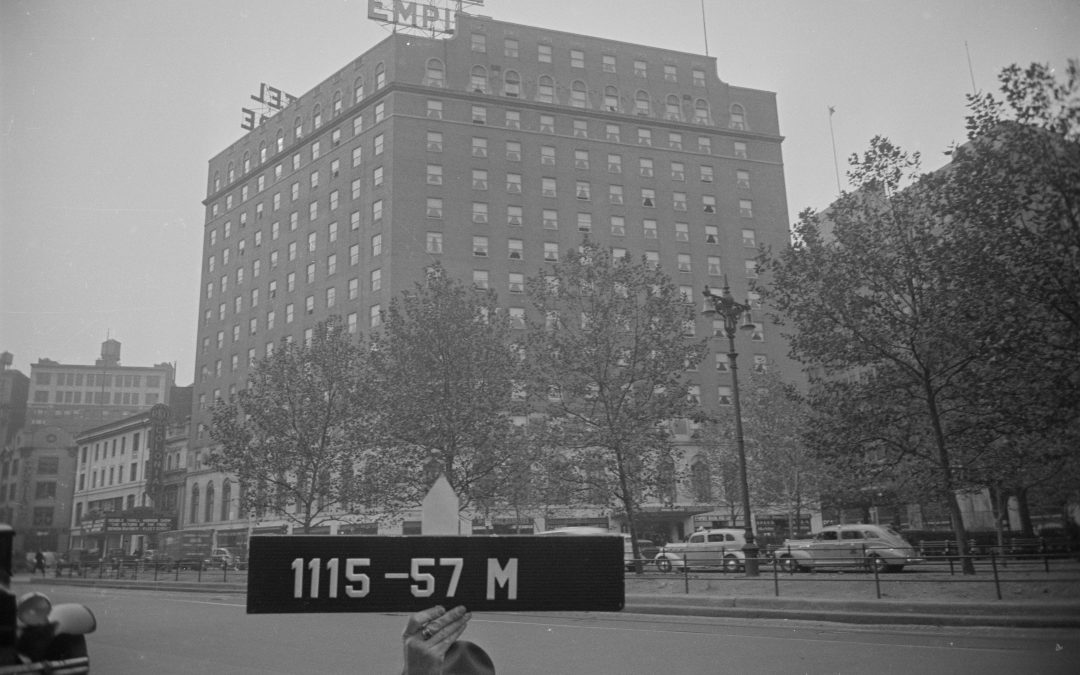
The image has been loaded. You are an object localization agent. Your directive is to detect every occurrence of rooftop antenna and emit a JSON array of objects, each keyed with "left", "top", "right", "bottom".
[
  {"left": 828, "top": 106, "right": 842, "bottom": 194},
  {"left": 700, "top": 0, "right": 710, "bottom": 56},
  {"left": 964, "top": 41, "right": 979, "bottom": 95}
]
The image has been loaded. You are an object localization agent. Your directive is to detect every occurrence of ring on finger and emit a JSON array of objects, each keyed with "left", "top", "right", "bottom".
[{"left": 421, "top": 626, "right": 434, "bottom": 640}]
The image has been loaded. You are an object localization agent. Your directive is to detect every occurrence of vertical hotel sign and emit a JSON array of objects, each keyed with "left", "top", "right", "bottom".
[
  {"left": 146, "top": 404, "right": 169, "bottom": 507},
  {"left": 367, "top": 0, "right": 484, "bottom": 36}
]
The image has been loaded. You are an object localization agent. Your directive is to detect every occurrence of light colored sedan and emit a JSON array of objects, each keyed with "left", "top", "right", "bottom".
[{"left": 777, "top": 524, "right": 923, "bottom": 573}]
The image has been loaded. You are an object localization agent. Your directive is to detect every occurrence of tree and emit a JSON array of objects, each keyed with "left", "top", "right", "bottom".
[
  {"left": 704, "top": 368, "right": 820, "bottom": 539},
  {"left": 366, "top": 265, "right": 523, "bottom": 516},
  {"left": 523, "top": 241, "right": 708, "bottom": 568},
  {"left": 208, "top": 317, "right": 377, "bottom": 533},
  {"left": 761, "top": 137, "right": 992, "bottom": 573},
  {"left": 940, "top": 60, "right": 1080, "bottom": 533}
]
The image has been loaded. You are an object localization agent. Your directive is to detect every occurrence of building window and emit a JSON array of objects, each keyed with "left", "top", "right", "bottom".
[
  {"left": 742, "top": 229, "right": 757, "bottom": 247},
  {"left": 473, "top": 236, "right": 489, "bottom": 257},
  {"left": 634, "top": 91, "right": 650, "bottom": 116},
  {"left": 571, "top": 82, "right": 587, "bottom": 108},
  {"left": 472, "top": 170, "right": 488, "bottom": 190},
  {"left": 572, "top": 118, "right": 587, "bottom": 137},
  {"left": 470, "top": 65, "right": 488, "bottom": 93},
  {"left": 675, "top": 222, "right": 689, "bottom": 241},
  {"left": 639, "top": 158, "right": 654, "bottom": 177},
  {"left": 427, "top": 164, "right": 443, "bottom": 185},
  {"left": 703, "top": 195, "right": 717, "bottom": 214},
  {"left": 472, "top": 105, "right": 486, "bottom": 124},
  {"left": 745, "top": 260, "right": 758, "bottom": 278},
  {"left": 506, "top": 173, "right": 522, "bottom": 193},
  {"left": 541, "top": 177, "right": 557, "bottom": 198},
  {"left": 705, "top": 225, "right": 719, "bottom": 244},
  {"left": 370, "top": 268, "right": 382, "bottom": 291},
  {"left": 641, "top": 188, "right": 655, "bottom": 207},
  {"left": 671, "top": 161, "right": 685, "bottom": 181},
  {"left": 472, "top": 202, "right": 488, "bottom": 223},
  {"left": 537, "top": 75, "right": 554, "bottom": 103},
  {"left": 473, "top": 270, "right": 489, "bottom": 289},
  {"left": 507, "top": 205, "right": 523, "bottom": 226},
  {"left": 426, "top": 232, "right": 443, "bottom": 254},
  {"left": 543, "top": 242, "right": 558, "bottom": 262},
  {"left": 602, "top": 54, "right": 616, "bottom": 73},
  {"left": 603, "top": 86, "right": 619, "bottom": 112},
  {"left": 505, "top": 110, "right": 521, "bottom": 129},
  {"left": 607, "top": 154, "right": 622, "bottom": 174},
  {"left": 577, "top": 213, "right": 592, "bottom": 232},
  {"left": 739, "top": 199, "right": 754, "bottom": 218},
  {"left": 664, "top": 64, "right": 677, "bottom": 82},
  {"left": 375, "top": 63, "right": 385, "bottom": 89},
  {"left": 707, "top": 256, "right": 722, "bottom": 275},
  {"left": 542, "top": 209, "right": 558, "bottom": 230},
  {"left": 427, "top": 131, "right": 443, "bottom": 152},
  {"left": 504, "top": 38, "right": 519, "bottom": 58},
  {"left": 427, "top": 99, "right": 443, "bottom": 118},
  {"left": 610, "top": 215, "right": 626, "bottom": 236},
  {"left": 506, "top": 141, "right": 522, "bottom": 161},
  {"left": 374, "top": 133, "right": 384, "bottom": 155},
  {"left": 540, "top": 114, "right": 555, "bottom": 134},
  {"left": 575, "top": 181, "right": 591, "bottom": 200},
  {"left": 665, "top": 94, "right": 681, "bottom": 121},
  {"left": 508, "top": 239, "right": 523, "bottom": 260},
  {"left": 504, "top": 70, "right": 521, "bottom": 97},
  {"left": 508, "top": 272, "right": 524, "bottom": 294},
  {"left": 538, "top": 43, "right": 552, "bottom": 63},
  {"left": 643, "top": 219, "right": 657, "bottom": 239},
  {"left": 427, "top": 197, "right": 443, "bottom": 218},
  {"left": 470, "top": 32, "right": 486, "bottom": 53},
  {"left": 729, "top": 104, "right": 746, "bottom": 130},
  {"left": 471, "top": 137, "right": 488, "bottom": 157},
  {"left": 570, "top": 49, "right": 584, "bottom": 68},
  {"left": 673, "top": 192, "right": 687, "bottom": 211},
  {"left": 699, "top": 136, "right": 713, "bottom": 154},
  {"left": 372, "top": 233, "right": 382, "bottom": 256}
]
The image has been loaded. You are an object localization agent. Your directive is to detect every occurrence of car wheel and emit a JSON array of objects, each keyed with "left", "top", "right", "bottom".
[
  {"left": 779, "top": 555, "right": 802, "bottom": 573},
  {"left": 865, "top": 554, "right": 886, "bottom": 573},
  {"left": 655, "top": 557, "right": 673, "bottom": 573},
  {"left": 723, "top": 555, "right": 741, "bottom": 573}
]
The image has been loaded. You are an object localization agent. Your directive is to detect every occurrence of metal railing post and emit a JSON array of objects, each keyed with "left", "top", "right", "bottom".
[
  {"left": 991, "top": 548, "right": 1002, "bottom": 600},
  {"left": 683, "top": 560, "right": 689, "bottom": 594},
  {"left": 772, "top": 556, "right": 780, "bottom": 597}
]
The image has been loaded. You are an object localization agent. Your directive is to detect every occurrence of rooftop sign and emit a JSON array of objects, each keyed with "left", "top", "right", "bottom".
[{"left": 367, "top": 0, "right": 484, "bottom": 36}]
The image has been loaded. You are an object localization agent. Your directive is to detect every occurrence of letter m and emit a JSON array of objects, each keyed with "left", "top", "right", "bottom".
[{"left": 486, "top": 558, "right": 518, "bottom": 600}]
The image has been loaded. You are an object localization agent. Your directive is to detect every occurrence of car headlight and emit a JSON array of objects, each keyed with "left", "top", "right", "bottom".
[{"left": 17, "top": 592, "right": 51, "bottom": 626}]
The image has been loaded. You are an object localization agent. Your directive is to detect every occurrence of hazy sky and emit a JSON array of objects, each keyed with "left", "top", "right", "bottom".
[{"left": 2, "top": 0, "right": 1077, "bottom": 383}]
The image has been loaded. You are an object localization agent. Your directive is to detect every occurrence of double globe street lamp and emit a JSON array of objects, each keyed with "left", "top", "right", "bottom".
[{"left": 701, "top": 282, "right": 760, "bottom": 576}]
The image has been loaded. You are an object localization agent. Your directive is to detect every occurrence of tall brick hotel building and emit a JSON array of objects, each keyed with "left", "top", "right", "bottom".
[{"left": 187, "top": 7, "right": 799, "bottom": 543}]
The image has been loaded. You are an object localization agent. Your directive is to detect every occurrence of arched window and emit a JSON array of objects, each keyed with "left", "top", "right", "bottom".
[
  {"left": 190, "top": 484, "right": 200, "bottom": 524},
  {"left": 424, "top": 59, "right": 444, "bottom": 87},
  {"left": 470, "top": 65, "right": 488, "bottom": 93},
  {"left": 603, "top": 86, "right": 619, "bottom": 112},
  {"left": 276, "top": 128, "right": 285, "bottom": 152},
  {"left": 221, "top": 479, "right": 232, "bottom": 521},
  {"left": 294, "top": 117, "right": 303, "bottom": 140},
  {"left": 213, "top": 171, "right": 220, "bottom": 192},
  {"left": 313, "top": 103, "right": 323, "bottom": 129},
  {"left": 658, "top": 456, "right": 676, "bottom": 505},
  {"left": 537, "top": 75, "right": 555, "bottom": 103},
  {"left": 570, "top": 80, "right": 587, "bottom": 108},
  {"left": 227, "top": 162, "right": 234, "bottom": 183},
  {"left": 259, "top": 141, "right": 267, "bottom": 163},
  {"left": 634, "top": 90, "right": 651, "bottom": 115},
  {"left": 332, "top": 90, "right": 343, "bottom": 117},
  {"left": 503, "top": 70, "right": 520, "bottom": 97},
  {"left": 205, "top": 480, "right": 216, "bottom": 523},
  {"left": 665, "top": 94, "right": 682, "bottom": 121},
  {"left": 729, "top": 103, "right": 746, "bottom": 130},
  {"left": 695, "top": 98, "right": 711, "bottom": 125},
  {"left": 375, "top": 62, "right": 386, "bottom": 89},
  {"left": 691, "top": 457, "right": 712, "bottom": 502},
  {"left": 354, "top": 76, "right": 365, "bottom": 102},
  {"left": 242, "top": 151, "right": 251, "bottom": 174}
]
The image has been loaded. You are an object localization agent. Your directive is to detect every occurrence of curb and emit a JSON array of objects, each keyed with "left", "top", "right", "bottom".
[{"left": 28, "top": 577, "right": 1080, "bottom": 628}]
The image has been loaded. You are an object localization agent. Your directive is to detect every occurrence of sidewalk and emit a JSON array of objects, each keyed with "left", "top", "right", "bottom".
[{"left": 25, "top": 574, "right": 1080, "bottom": 629}]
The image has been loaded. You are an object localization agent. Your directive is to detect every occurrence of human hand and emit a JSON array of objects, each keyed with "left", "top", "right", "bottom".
[{"left": 401, "top": 605, "right": 471, "bottom": 675}]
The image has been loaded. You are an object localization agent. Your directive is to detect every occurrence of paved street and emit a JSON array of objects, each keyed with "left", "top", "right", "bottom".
[{"left": 20, "top": 581, "right": 1080, "bottom": 674}]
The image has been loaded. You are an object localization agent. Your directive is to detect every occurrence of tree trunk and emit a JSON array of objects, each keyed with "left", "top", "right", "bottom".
[
  {"left": 1016, "top": 486, "right": 1034, "bottom": 536},
  {"left": 922, "top": 370, "right": 974, "bottom": 574}
]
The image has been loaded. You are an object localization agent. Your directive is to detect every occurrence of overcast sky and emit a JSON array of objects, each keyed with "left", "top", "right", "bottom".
[{"left": 2, "top": 0, "right": 1077, "bottom": 383}]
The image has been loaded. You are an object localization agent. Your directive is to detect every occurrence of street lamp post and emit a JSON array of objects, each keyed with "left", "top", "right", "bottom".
[{"left": 701, "top": 282, "right": 760, "bottom": 576}]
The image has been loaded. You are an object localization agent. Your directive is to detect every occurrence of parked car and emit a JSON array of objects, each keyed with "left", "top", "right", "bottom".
[
  {"left": 204, "top": 547, "right": 238, "bottom": 569},
  {"left": 536, "top": 527, "right": 656, "bottom": 571},
  {"left": 777, "top": 524, "right": 923, "bottom": 573},
  {"left": 654, "top": 528, "right": 748, "bottom": 573}
]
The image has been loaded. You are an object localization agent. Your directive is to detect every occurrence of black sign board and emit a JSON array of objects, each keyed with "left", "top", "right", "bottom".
[{"left": 246, "top": 535, "right": 624, "bottom": 614}]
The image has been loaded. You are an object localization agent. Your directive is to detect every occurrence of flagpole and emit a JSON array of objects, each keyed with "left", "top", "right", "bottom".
[
  {"left": 828, "top": 106, "right": 842, "bottom": 194},
  {"left": 700, "top": 0, "right": 710, "bottom": 57}
]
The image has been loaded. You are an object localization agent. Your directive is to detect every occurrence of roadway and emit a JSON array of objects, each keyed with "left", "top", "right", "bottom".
[{"left": 20, "top": 581, "right": 1080, "bottom": 674}]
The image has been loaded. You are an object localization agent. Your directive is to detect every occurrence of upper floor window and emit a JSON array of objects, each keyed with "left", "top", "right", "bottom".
[
  {"left": 665, "top": 95, "right": 682, "bottom": 121},
  {"left": 570, "top": 49, "right": 584, "bottom": 68},
  {"left": 504, "top": 38, "right": 519, "bottom": 58},
  {"left": 427, "top": 99, "right": 443, "bottom": 119},
  {"left": 571, "top": 81, "right": 587, "bottom": 108},
  {"left": 538, "top": 44, "right": 552, "bottom": 63},
  {"left": 470, "top": 65, "right": 488, "bottom": 94},
  {"left": 692, "top": 68, "right": 706, "bottom": 87},
  {"left": 634, "top": 90, "right": 651, "bottom": 116},
  {"left": 634, "top": 60, "right": 647, "bottom": 77},
  {"left": 694, "top": 99, "right": 711, "bottom": 125},
  {"left": 425, "top": 59, "right": 445, "bottom": 88},
  {"left": 729, "top": 103, "right": 746, "bottom": 130},
  {"left": 375, "top": 63, "right": 386, "bottom": 89},
  {"left": 504, "top": 70, "right": 521, "bottom": 97},
  {"left": 602, "top": 54, "right": 616, "bottom": 73},
  {"left": 537, "top": 75, "right": 555, "bottom": 103},
  {"left": 471, "top": 32, "right": 486, "bottom": 53},
  {"left": 354, "top": 76, "right": 365, "bottom": 102},
  {"left": 664, "top": 64, "right": 678, "bottom": 82},
  {"left": 603, "top": 86, "right": 619, "bottom": 112}
]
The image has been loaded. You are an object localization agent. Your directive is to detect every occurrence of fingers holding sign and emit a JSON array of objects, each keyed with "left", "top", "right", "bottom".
[{"left": 402, "top": 605, "right": 472, "bottom": 675}]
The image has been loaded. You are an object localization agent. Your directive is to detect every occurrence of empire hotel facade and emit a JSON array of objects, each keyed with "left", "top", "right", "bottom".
[{"left": 188, "top": 11, "right": 800, "bottom": 542}]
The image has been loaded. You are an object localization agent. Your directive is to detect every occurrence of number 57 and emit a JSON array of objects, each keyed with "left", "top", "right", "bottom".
[{"left": 410, "top": 558, "right": 463, "bottom": 598}]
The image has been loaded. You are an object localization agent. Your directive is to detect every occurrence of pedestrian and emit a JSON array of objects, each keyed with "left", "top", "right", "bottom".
[
  {"left": 33, "top": 550, "right": 46, "bottom": 577},
  {"left": 401, "top": 605, "right": 493, "bottom": 674}
]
